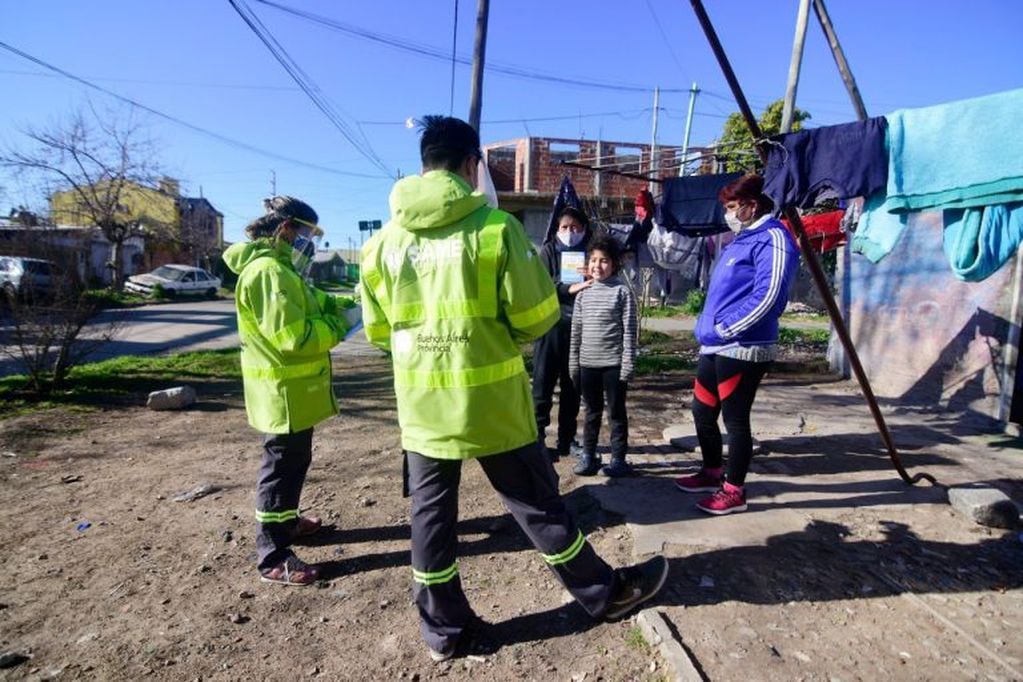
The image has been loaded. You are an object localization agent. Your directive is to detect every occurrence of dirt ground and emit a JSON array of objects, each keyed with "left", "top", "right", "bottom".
[{"left": 1, "top": 351, "right": 1021, "bottom": 681}]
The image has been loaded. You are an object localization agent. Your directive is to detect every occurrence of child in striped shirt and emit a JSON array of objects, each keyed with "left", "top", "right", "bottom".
[{"left": 569, "top": 235, "right": 638, "bottom": 477}]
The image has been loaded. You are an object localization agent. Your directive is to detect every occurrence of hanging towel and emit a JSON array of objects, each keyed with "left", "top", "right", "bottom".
[
  {"left": 657, "top": 172, "right": 741, "bottom": 236},
  {"left": 883, "top": 87, "right": 1023, "bottom": 212},
  {"left": 943, "top": 202, "right": 1023, "bottom": 282},
  {"left": 851, "top": 192, "right": 909, "bottom": 263},
  {"left": 762, "top": 117, "right": 888, "bottom": 213}
]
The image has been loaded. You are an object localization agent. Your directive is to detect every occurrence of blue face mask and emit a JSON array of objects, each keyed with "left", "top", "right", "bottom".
[{"left": 557, "top": 231, "right": 584, "bottom": 249}]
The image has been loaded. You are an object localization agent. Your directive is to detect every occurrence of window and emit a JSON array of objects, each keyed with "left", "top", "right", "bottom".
[
  {"left": 152, "top": 266, "right": 187, "bottom": 281},
  {"left": 182, "top": 272, "right": 196, "bottom": 282}
]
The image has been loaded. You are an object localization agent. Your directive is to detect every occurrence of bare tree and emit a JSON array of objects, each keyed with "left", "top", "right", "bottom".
[
  {"left": 0, "top": 107, "right": 165, "bottom": 290},
  {"left": 0, "top": 229, "right": 121, "bottom": 395}
]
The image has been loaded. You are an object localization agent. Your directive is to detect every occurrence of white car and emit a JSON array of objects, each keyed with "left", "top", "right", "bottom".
[{"left": 125, "top": 265, "right": 221, "bottom": 298}]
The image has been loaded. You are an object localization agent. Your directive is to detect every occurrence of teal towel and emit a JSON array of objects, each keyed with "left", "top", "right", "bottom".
[
  {"left": 885, "top": 87, "right": 1023, "bottom": 212},
  {"left": 943, "top": 202, "right": 1023, "bottom": 282},
  {"left": 851, "top": 192, "right": 908, "bottom": 263}
]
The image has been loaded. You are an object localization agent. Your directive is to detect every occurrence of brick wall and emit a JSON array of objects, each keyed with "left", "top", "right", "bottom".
[{"left": 484, "top": 136, "right": 692, "bottom": 199}]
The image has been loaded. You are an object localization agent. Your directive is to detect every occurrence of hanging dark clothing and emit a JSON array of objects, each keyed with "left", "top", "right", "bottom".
[
  {"left": 762, "top": 117, "right": 888, "bottom": 213},
  {"left": 657, "top": 172, "right": 743, "bottom": 236}
]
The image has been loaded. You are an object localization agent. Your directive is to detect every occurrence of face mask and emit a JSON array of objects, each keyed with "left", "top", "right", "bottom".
[
  {"left": 724, "top": 211, "right": 744, "bottom": 233},
  {"left": 289, "top": 230, "right": 321, "bottom": 279},
  {"left": 557, "top": 231, "right": 585, "bottom": 248}
]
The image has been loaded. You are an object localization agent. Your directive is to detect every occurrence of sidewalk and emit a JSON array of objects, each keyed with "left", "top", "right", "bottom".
[{"left": 557, "top": 376, "right": 1023, "bottom": 680}]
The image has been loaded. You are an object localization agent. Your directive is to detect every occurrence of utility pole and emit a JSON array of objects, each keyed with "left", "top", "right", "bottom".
[
  {"left": 781, "top": 0, "right": 811, "bottom": 134},
  {"left": 270, "top": 169, "right": 277, "bottom": 196},
  {"left": 467, "top": 0, "right": 490, "bottom": 132},
  {"left": 678, "top": 82, "right": 700, "bottom": 176},
  {"left": 648, "top": 86, "right": 660, "bottom": 193}
]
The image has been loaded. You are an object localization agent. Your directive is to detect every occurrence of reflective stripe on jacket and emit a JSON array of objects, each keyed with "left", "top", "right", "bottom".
[
  {"left": 361, "top": 170, "right": 560, "bottom": 459},
  {"left": 223, "top": 238, "right": 350, "bottom": 434}
]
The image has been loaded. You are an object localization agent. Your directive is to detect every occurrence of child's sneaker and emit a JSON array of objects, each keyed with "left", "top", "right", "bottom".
[
  {"left": 601, "top": 457, "right": 633, "bottom": 478},
  {"left": 674, "top": 468, "right": 722, "bottom": 493},
  {"left": 695, "top": 482, "right": 747, "bottom": 515},
  {"left": 573, "top": 452, "right": 602, "bottom": 476}
]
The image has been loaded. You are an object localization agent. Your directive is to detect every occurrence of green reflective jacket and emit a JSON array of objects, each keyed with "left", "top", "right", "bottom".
[
  {"left": 360, "top": 170, "right": 559, "bottom": 459},
  {"left": 223, "top": 238, "right": 353, "bottom": 434}
]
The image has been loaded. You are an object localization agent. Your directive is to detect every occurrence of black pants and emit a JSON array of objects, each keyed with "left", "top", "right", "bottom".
[
  {"left": 255, "top": 428, "right": 313, "bottom": 570},
  {"left": 691, "top": 354, "right": 769, "bottom": 486},
  {"left": 532, "top": 320, "right": 581, "bottom": 451},
  {"left": 406, "top": 443, "right": 616, "bottom": 655},
  {"left": 580, "top": 366, "right": 628, "bottom": 459}
]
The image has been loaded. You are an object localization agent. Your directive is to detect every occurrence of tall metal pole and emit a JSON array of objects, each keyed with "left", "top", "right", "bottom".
[
  {"left": 812, "top": 0, "right": 868, "bottom": 121},
  {"left": 678, "top": 82, "right": 700, "bottom": 177},
  {"left": 648, "top": 86, "right": 660, "bottom": 194},
  {"left": 467, "top": 0, "right": 490, "bottom": 132},
  {"left": 688, "top": 0, "right": 935, "bottom": 486},
  {"left": 780, "top": 0, "right": 811, "bottom": 134}
]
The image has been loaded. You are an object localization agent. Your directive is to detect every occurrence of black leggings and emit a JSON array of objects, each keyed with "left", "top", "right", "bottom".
[
  {"left": 580, "top": 366, "right": 628, "bottom": 459},
  {"left": 691, "top": 354, "right": 768, "bottom": 486}
]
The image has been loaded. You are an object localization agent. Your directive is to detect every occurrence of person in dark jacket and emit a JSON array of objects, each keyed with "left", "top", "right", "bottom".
[
  {"left": 674, "top": 174, "right": 799, "bottom": 515},
  {"left": 532, "top": 206, "right": 593, "bottom": 460}
]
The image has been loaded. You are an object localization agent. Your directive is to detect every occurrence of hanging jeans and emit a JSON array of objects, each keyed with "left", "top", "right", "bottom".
[
  {"left": 691, "top": 354, "right": 769, "bottom": 486},
  {"left": 405, "top": 443, "right": 616, "bottom": 656}
]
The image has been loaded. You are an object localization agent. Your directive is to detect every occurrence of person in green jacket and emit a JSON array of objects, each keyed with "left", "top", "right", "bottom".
[
  {"left": 223, "top": 196, "right": 357, "bottom": 586},
  {"left": 360, "top": 116, "right": 668, "bottom": 662}
]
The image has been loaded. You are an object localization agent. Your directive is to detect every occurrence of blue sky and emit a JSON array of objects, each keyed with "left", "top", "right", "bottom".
[{"left": 3, "top": 1, "right": 1021, "bottom": 250}]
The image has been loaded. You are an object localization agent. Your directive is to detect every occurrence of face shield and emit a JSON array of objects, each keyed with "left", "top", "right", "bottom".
[{"left": 287, "top": 217, "right": 323, "bottom": 279}]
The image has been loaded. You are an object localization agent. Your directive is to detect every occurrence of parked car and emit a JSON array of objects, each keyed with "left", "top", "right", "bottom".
[
  {"left": 125, "top": 264, "right": 221, "bottom": 298},
  {"left": 0, "top": 256, "right": 59, "bottom": 300}
]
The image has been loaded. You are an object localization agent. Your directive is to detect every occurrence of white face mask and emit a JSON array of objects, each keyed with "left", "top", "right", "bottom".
[
  {"left": 557, "top": 231, "right": 585, "bottom": 248},
  {"left": 724, "top": 211, "right": 744, "bottom": 234}
]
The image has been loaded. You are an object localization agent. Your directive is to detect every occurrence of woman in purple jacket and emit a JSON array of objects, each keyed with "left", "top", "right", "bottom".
[{"left": 674, "top": 175, "right": 799, "bottom": 515}]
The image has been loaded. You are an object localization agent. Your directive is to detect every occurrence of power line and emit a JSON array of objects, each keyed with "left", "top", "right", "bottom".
[
  {"left": 228, "top": 0, "right": 395, "bottom": 178},
  {"left": 254, "top": 0, "right": 693, "bottom": 94},
  {"left": 449, "top": 0, "right": 459, "bottom": 115},
  {"left": 0, "top": 68, "right": 302, "bottom": 91},
  {"left": 644, "top": 0, "right": 688, "bottom": 79},
  {"left": 0, "top": 40, "right": 390, "bottom": 180}
]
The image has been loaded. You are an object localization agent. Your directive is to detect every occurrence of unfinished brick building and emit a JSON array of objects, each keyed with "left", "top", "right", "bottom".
[{"left": 483, "top": 136, "right": 705, "bottom": 244}]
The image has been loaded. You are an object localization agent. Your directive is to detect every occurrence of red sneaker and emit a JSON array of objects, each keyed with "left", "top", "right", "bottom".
[
  {"left": 695, "top": 483, "right": 747, "bottom": 515},
  {"left": 674, "top": 469, "right": 722, "bottom": 493}
]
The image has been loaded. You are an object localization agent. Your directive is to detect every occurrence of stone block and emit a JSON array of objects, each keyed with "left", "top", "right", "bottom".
[
  {"left": 948, "top": 486, "right": 1020, "bottom": 529},
  {"left": 146, "top": 386, "right": 197, "bottom": 411}
]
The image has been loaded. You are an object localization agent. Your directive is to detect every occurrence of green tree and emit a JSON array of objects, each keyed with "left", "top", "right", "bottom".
[{"left": 716, "top": 99, "right": 811, "bottom": 173}]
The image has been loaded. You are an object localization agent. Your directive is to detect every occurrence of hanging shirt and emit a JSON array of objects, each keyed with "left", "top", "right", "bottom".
[
  {"left": 781, "top": 210, "right": 846, "bottom": 253},
  {"left": 657, "top": 172, "right": 742, "bottom": 236},
  {"left": 762, "top": 117, "right": 888, "bottom": 213}
]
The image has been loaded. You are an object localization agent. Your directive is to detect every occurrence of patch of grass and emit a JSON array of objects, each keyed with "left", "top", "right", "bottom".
[
  {"left": 641, "top": 304, "right": 689, "bottom": 319},
  {"left": 636, "top": 354, "right": 695, "bottom": 375},
  {"left": 639, "top": 329, "right": 673, "bottom": 346},
  {"left": 82, "top": 288, "right": 153, "bottom": 309},
  {"left": 0, "top": 348, "right": 242, "bottom": 419},
  {"left": 778, "top": 327, "right": 830, "bottom": 345},
  {"left": 780, "top": 312, "right": 829, "bottom": 324},
  {"left": 625, "top": 626, "right": 651, "bottom": 655}
]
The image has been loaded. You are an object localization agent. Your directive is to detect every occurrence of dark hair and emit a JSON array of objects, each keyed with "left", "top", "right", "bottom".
[
  {"left": 245, "top": 195, "right": 318, "bottom": 240},
  {"left": 718, "top": 174, "right": 773, "bottom": 215},
  {"left": 557, "top": 206, "right": 590, "bottom": 230},
  {"left": 418, "top": 115, "right": 482, "bottom": 171},
  {"left": 587, "top": 234, "right": 622, "bottom": 272}
]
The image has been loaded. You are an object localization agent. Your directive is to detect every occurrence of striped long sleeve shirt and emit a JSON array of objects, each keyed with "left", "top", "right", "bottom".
[{"left": 569, "top": 275, "right": 638, "bottom": 382}]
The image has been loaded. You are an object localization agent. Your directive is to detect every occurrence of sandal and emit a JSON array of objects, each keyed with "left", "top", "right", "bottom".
[
  {"left": 259, "top": 556, "right": 320, "bottom": 586},
  {"left": 294, "top": 515, "right": 322, "bottom": 538}
]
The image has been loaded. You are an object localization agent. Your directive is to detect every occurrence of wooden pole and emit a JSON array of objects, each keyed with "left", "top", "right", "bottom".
[
  {"left": 812, "top": 0, "right": 869, "bottom": 121},
  {"left": 649, "top": 87, "right": 660, "bottom": 194},
  {"left": 688, "top": 0, "right": 935, "bottom": 486},
  {"left": 780, "top": 0, "right": 811, "bottom": 134},
  {"left": 467, "top": 0, "right": 490, "bottom": 132}
]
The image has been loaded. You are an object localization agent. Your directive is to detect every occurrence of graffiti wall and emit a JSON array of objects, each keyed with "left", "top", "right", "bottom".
[{"left": 845, "top": 210, "right": 1021, "bottom": 424}]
